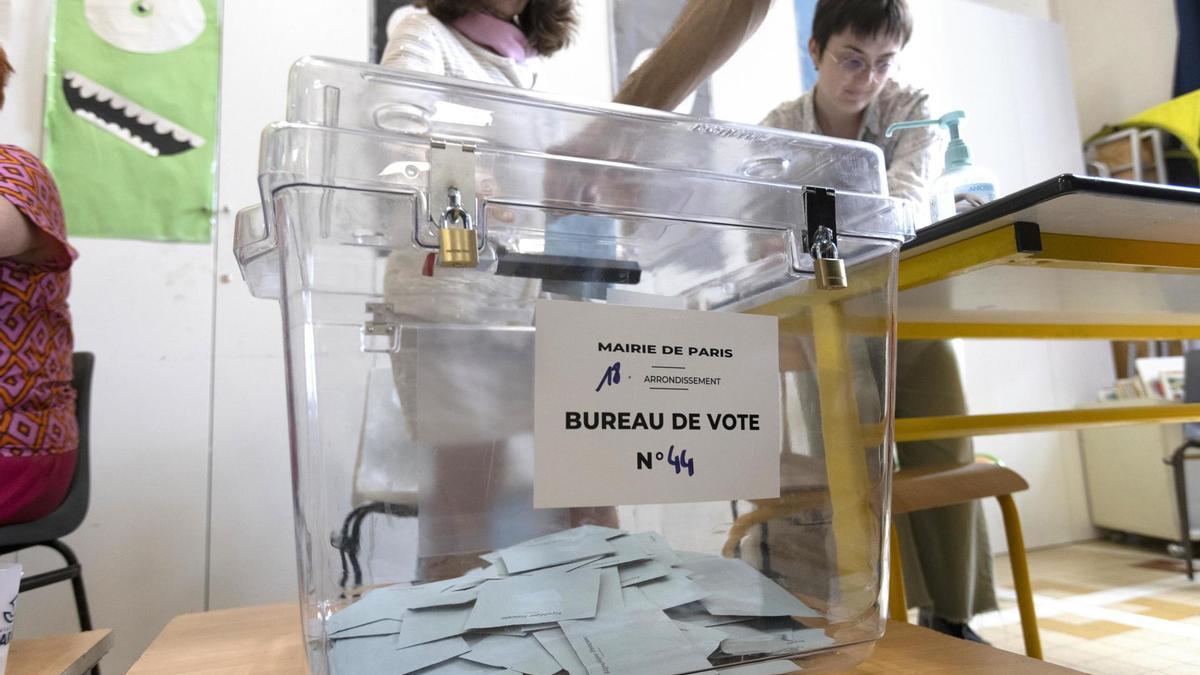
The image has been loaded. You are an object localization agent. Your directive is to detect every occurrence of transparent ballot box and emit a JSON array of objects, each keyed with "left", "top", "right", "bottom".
[{"left": 235, "top": 57, "right": 915, "bottom": 674}]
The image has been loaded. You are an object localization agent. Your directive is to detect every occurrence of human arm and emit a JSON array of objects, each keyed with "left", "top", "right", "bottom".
[
  {"left": 0, "top": 199, "right": 52, "bottom": 262},
  {"left": 614, "top": 0, "right": 773, "bottom": 111},
  {"left": 0, "top": 147, "right": 71, "bottom": 268}
]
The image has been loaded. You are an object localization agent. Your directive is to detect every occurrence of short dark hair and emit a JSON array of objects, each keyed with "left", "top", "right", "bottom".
[
  {"left": 811, "top": 0, "right": 913, "bottom": 57},
  {"left": 420, "top": 0, "right": 577, "bottom": 57}
]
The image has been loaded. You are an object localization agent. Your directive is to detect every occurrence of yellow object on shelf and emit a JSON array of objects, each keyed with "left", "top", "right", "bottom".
[{"left": 1092, "top": 90, "right": 1200, "bottom": 167}]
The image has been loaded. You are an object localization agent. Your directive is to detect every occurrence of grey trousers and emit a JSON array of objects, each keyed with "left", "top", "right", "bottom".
[{"left": 893, "top": 340, "right": 997, "bottom": 623}]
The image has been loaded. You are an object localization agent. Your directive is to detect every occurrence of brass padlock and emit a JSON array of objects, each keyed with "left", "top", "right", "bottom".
[
  {"left": 437, "top": 187, "right": 478, "bottom": 268},
  {"left": 814, "top": 255, "right": 848, "bottom": 290},
  {"left": 811, "top": 227, "right": 848, "bottom": 290}
]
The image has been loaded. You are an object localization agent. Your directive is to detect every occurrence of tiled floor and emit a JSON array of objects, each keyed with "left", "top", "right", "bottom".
[{"left": 971, "top": 540, "right": 1200, "bottom": 673}]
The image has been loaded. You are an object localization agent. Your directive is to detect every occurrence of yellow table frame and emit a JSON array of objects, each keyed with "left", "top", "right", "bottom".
[
  {"left": 898, "top": 220, "right": 1200, "bottom": 441},
  {"left": 896, "top": 215, "right": 1200, "bottom": 660}
]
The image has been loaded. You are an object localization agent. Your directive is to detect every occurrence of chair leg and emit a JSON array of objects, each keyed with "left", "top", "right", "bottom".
[
  {"left": 1168, "top": 447, "right": 1195, "bottom": 581},
  {"left": 888, "top": 523, "right": 908, "bottom": 623},
  {"left": 40, "top": 540, "right": 94, "bottom": 633},
  {"left": 997, "top": 494, "right": 1042, "bottom": 660},
  {"left": 26, "top": 541, "right": 100, "bottom": 675}
]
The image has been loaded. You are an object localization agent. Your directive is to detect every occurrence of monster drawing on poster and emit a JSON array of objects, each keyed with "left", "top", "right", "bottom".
[{"left": 43, "top": 0, "right": 221, "bottom": 241}]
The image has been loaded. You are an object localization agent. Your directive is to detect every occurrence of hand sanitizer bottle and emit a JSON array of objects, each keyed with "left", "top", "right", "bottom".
[{"left": 886, "top": 111, "right": 997, "bottom": 223}]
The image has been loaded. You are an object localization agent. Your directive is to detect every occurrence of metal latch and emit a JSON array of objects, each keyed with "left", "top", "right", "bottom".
[
  {"left": 429, "top": 140, "right": 478, "bottom": 268},
  {"left": 803, "top": 187, "right": 848, "bottom": 290},
  {"left": 361, "top": 302, "right": 398, "bottom": 353}
]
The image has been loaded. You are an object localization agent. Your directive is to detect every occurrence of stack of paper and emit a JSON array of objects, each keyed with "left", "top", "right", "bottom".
[{"left": 326, "top": 526, "right": 831, "bottom": 674}]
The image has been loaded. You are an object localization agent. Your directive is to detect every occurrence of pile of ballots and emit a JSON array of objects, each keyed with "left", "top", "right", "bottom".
[{"left": 326, "top": 525, "right": 834, "bottom": 674}]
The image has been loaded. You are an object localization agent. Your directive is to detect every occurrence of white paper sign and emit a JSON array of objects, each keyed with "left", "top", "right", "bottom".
[{"left": 534, "top": 300, "right": 780, "bottom": 507}]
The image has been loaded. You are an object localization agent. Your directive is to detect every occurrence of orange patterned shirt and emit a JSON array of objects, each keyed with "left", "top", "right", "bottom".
[{"left": 0, "top": 145, "right": 77, "bottom": 457}]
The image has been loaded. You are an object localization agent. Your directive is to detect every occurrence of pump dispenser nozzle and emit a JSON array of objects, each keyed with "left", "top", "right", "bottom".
[
  {"left": 885, "top": 110, "right": 971, "bottom": 169},
  {"left": 883, "top": 110, "right": 996, "bottom": 224}
]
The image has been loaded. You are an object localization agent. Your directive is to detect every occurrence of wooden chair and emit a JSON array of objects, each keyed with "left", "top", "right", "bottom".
[{"left": 888, "top": 460, "right": 1041, "bottom": 660}]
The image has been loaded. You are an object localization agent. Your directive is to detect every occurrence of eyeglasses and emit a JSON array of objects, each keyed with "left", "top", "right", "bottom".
[{"left": 828, "top": 52, "right": 898, "bottom": 79}]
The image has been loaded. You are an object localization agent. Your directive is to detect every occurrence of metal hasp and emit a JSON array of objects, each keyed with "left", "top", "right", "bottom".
[
  {"left": 804, "top": 186, "right": 848, "bottom": 290},
  {"left": 361, "top": 302, "right": 398, "bottom": 353},
  {"left": 430, "top": 139, "right": 479, "bottom": 268}
]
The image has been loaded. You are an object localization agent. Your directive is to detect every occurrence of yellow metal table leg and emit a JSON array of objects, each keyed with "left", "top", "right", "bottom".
[
  {"left": 812, "top": 302, "right": 877, "bottom": 615},
  {"left": 888, "top": 523, "right": 908, "bottom": 623}
]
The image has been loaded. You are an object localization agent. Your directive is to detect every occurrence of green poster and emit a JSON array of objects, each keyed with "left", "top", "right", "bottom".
[{"left": 43, "top": 0, "right": 221, "bottom": 242}]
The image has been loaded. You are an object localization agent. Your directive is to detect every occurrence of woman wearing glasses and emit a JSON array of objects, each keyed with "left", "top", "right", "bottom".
[
  {"left": 762, "top": 0, "right": 937, "bottom": 207},
  {"left": 762, "top": 0, "right": 997, "bottom": 644}
]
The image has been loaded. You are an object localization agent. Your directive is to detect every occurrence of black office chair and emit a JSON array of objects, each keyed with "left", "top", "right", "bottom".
[
  {"left": 0, "top": 353, "right": 97, "bottom": 659},
  {"left": 1167, "top": 350, "right": 1200, "bottom": 581}
]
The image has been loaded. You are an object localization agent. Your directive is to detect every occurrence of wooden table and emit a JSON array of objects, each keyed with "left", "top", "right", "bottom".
[
  {"left": 7, "top": 629, "right": 112, "bottom": 675},
  {"left": 128, "top": 603, "right": 1074, "bottom": 674}
]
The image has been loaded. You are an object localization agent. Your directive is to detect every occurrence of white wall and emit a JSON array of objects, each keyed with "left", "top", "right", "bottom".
[
  {"left": 970, "top": 0, "right": 1053, "bottom": 21},
  {"left": 903, "top": 0, "right": 1084, "bottom": 192},
  {"left": 1051, "top": 0, "right": 1178, "bottom": 138},
  {"left": 708, "top": 0, "right": 804, "bottom": 122},
  {"left": 535, "top": 0, "right": 614, "bottom": 101}
]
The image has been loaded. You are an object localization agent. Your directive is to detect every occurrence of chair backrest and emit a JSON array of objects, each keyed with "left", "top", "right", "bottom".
[
  {"left": 0, "top": 352, "right": 95, "bottom": 551},
  {"left": 65, "top": 352, "right": 96, "bottom": 524}
]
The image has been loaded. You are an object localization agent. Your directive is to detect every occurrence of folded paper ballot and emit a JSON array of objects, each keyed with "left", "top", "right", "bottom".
[
  {"left": 533, "top": 628, "right": 589, "bottom": 675},
  {"left": 328, "top": 618, "right": 404, "bottom": 640},
  {"left": 666, "top": 602, "right": 751, "bottom": 628},
  {"left": 325, "top": 526, "right": 828, "bottom": 674},
  {"left": 582, "top": 550, "right": 651, "bottom": 569},
  {"left": 417, "top": 659, "right": 523, "bottom": 674},
  {"left": 594, "top": 569, "right": 624, "bottom": 617},
  {"left": 639, "top": 571, "right": 710, "bottom": 611},
  {"left": 680, "top": 556, "right": 821, "bottom": 618},
  {"left": 715, "top": 661, "right": 803, "bottom": 675},
  {"left": 329, "top": 578, "right": 467, "bottom": 634},
  {"left": 561, "top": 608, "right": 714, "bottom": 675},
  {"left": 396, "top": 637, "right": 473, "bottom": 674},
  {"left": 714, "top": 620, "right": 835, "bottom": 656},
  {"left": 465, "top": 570, "right": 603, "bottom": 630},
  {"left": 619, "top": 585, "right": 657, "bottom": 612},
  {"left": 329, "top": 634, "right": 469, "bottom": 675},
  {"left": 499, "top": 530, "right": 618, "bottom": 574},
  {"left": 610, "top": 531, "right": 682, "bottom": 566},
  {"left": 674, "top": 621, "right": 728, "bottom": 658},
  {"left": 462, "top": 634, "right": 562, "bottom": 675},
  {"left": 616, "top": 559, "right": 671, "bottom": 587},
  {"left": 410, "top": 588, "right": 480, "bottom": 609},
  {"left": 397, "top": 604, "right": 474, "bottom": 649}
]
